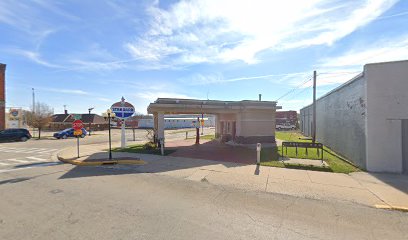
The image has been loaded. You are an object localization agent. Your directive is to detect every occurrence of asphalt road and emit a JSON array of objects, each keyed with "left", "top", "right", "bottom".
[
  {"left": 0, "top": 128, "right": 214, "bottom": 171},
  {"left": 0, "top": 164, "right": 407, "bottom": 240},
  {"left": 0, "top": 127, "right": 406, "bottom": 239}
]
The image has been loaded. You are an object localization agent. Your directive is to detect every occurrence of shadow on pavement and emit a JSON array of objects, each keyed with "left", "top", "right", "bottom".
[
  {"left": 58, "top": 140, "right": 264, "bottom": 179},
  {"left": 59, "top": 165, "right": 141, "bottom": 179},
  {"left": 0, "top": 177, "right": 32, "bottom": 185},
  {"left": 167, "top": 140, "right": 260, "bottom": 164},
  {"left": 367, "top": 172, "right": 408, "bottom": 194}
]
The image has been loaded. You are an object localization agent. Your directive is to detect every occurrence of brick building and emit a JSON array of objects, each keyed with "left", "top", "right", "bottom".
[
  {"left": 0, "top": 63, "right": 5, "bottom": 130},
  {"left": 276, "top": 111, "right": 298, "bottom": 127},
  {"left": 48, "top": 113, "right": 109, "bottom": 131}
]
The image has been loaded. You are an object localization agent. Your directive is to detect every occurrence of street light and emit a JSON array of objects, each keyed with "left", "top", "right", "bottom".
[
  {"left": 88, "top": 107, "right": 94, "bottom": 136},
  {"left": 103, "top": 109, "right": 116, "bottom": 160}
]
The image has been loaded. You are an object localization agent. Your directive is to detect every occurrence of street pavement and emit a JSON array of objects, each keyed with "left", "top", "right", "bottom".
[
  {"left": 0, "top": 146, "right": 60, "bottom": 171},
  {"left": 0, "top": 164, "right": 407, "bottom": 240},
  {"left": 57, "top": 143, "right": 408, "bottom": 211},
  {"left": 0, "top": 127, "right": 407, "bottom": 239},
  {"left": 0, "top": 128, "right": 213, "bottom": 172}
]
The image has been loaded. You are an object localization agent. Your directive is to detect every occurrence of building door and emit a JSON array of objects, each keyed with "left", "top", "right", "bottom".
[{"left": 402, "top": 120, "right": 408, "bottom": 174}]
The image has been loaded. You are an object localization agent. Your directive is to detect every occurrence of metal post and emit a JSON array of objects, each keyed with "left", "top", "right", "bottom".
[
  {"left": 121, "top": 119, "right": 126, "bottom": 148},
  {"left": 32, "top": 88, "right": 35, "bottom": 137},
  {"left": 312, "top": 70, "right": 317, "bottom": 143},
  {"left": 196, "top": 117, "right": 200, "bottom": 144},
  {"left": 88, "top": 109, "right": 91, "bottom": 136},
  {"left": 185, "top": 131, "right": 188, "bottom": 139},
  {"left": 32, "top": 88, "right": 35, "bottom": 113},
  {"left": 256, "top": 143, "right": 261, "bottom": 165},
  {"left": 77, "top": 136, "right": 80, "bottom": 158},
  {"left": 201, "top": 113, "right": 204, "bottom": 135},
  {"left": 108, "top": 115, "right": 112, "bottom": 160}
]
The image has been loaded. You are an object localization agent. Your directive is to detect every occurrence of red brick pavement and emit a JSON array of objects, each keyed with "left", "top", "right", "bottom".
[{"left": 167, "top": 139, "right": 257, "bottom": 164}]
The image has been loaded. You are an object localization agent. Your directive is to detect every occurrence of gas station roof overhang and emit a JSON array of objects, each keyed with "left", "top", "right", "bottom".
[{"left": 147, "top": 98, "right": 282, "bottom": 114}]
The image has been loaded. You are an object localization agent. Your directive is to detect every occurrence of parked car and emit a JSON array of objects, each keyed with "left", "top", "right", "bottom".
[
  {"left": 276, "top": 123, "right": 296, "bottom": 131},
  {"left": 0, "top": 128, "right": 32, "bottom": 142},
  {"left": 53, "top": 128, "right": 87, "bottom": 139}
]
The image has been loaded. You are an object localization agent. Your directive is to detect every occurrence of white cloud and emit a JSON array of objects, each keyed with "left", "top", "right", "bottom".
[
  {"left": 319, "top": 35, "right": 408, "bottom": 68},
  {"left": 12, "top": 49, "right": 62, "bottom": 68},
  {"left": 37, "top": 87, "right": 89, "bottom": 95},
  {"left": 183, "top": 71, "right": 311, "bottom": 85},
  {"left": 125, "top": 0, "right": 398, "bottom": 67},
  {"left": 135, "top": 91, "right": 194, "bottom": 102}
]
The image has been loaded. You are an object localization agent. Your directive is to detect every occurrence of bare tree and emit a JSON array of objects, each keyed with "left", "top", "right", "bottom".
[{"left": 25, "top": 102, "right": 54, "bottom": 139}]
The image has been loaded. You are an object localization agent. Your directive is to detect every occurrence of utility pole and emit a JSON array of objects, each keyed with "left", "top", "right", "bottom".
[
  {"left": 32, "top": 88, "right": 35, "bottom": 113},
  {"left": 88, "top": 107, "right": 94, "bottom": 136},
  {"left": 32, "top": 88, "right": 36, "bottom": 137},
  {"left": 312, "top": 70, "right": 317, "bottom": 143}
]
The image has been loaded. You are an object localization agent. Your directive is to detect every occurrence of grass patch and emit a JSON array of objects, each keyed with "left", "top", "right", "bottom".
[
  {"left": 258, "top": 131, "right": 360, "bottom": 174},
  {"left": 187, "top": 134, "right": 215, "bottom": 140},
  {"left": 275, "top": 131, "right": 311, "bottom": 142},
  {"left": 112, "top": 143, "right": 176, "bottom": 155},
  {"left": 167, "top": 129, "right": 196, "bottom": 135}
]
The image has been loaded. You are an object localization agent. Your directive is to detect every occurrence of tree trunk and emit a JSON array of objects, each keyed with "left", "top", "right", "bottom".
[{"left": 38, "top": 128, "right": 41, "bottom": 139}]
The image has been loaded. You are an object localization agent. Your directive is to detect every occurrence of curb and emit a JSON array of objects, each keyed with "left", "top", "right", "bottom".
[
  {"left": 56, "top": 147, "right": 146, "bottom": 166},
  {"left": 374, "top": 204, "right": 408, "bottom": 213}
]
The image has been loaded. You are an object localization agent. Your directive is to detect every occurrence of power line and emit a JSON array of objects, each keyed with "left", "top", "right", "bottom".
[{"left": 275, "top": 75, "right": 313, "bottom": 101}]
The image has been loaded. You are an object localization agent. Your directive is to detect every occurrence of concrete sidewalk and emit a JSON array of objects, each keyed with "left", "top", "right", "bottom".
[{"left": 57, "top": 143, "right": 408, "bottom": 212}]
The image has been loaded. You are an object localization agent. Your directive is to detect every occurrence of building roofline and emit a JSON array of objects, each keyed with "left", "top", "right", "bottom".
[
  {"left": 154, "top": 98, "right": 277, "bottom": 104},
  {"left": 300, "top": 72, "right": 364, "bottom": 110}
]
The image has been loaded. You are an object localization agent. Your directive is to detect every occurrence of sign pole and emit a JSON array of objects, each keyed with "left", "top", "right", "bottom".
[
  {"left": 201, "top": 113, "right": 204, "bottom": 135},
  {"left": 77, "top": 136, "right": 80, "bottom": 158},
  {"left": 121, "top": 119, "right": 126, "bottom": 148}
]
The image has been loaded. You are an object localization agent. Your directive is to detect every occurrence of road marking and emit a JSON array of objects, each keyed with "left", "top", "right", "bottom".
[
  {"left": 0, "top": 162, "right": 10, "bottom": 166},
  {"left": 5, "top": 159, "right": 32, "bottom": 163},
  {"left": 0, "top": 148, "right": 58, "bottom": 154},
  {"left": 0, "top": 162, "right": 62, "bottom": 173},
  {"left": 26, "top": 156, "right": 47, "bottom": 161}
]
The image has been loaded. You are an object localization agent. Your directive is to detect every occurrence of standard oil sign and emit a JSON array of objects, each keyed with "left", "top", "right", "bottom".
[{"left": 110, "top": 97, "right": 135, "bottom": 119}]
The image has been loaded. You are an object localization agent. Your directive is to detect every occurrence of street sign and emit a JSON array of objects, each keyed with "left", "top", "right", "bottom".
[
  {"left": 73, "top": 129, "right": 82, "bottom": 136},
  {"left": 72, "top": 114, "right": 82, "bottom": 120},
  {"left": 72, "top": 120, "right": 84, "bottom": 130},
  {"left": 111, "top": 97, "right": 135, "bottom": 119}
]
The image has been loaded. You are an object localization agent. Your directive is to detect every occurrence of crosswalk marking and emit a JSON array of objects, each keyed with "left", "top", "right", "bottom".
[
  {"left": 26, "top": 156, "right": 47, "bottom": 161},
  {"left": 5, "top": 159, "right": 32, "bottom": 163},
  {"left": 0, "top": 162, "right": 61, "bottom": 173},
  {"left": 0, "top": 157, "right": 53, "bottom": 167},
  {"left": 0, "top": 147, "right": 58, "bottom": 154}
]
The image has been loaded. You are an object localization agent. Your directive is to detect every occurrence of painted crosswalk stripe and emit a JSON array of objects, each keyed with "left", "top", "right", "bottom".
[
  {"left": 26, "top": 156, "right": 47, "bottom": 161},
  {"left": 5, "top": 159, "right": 32, "bottom": 163},
  {"left": 0, "top": 162, "right": 10, "bottom": 166},
  {"left": 37, "top": 149, "right": 58, "bottom": 153}
]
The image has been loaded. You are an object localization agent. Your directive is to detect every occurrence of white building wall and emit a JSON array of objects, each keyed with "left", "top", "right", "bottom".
[
  {"left": 300, "top": 75, "right": 367, "bottom": 168},
  {"left": 365, "top": 60, "right": 408, "bottom": 173}
]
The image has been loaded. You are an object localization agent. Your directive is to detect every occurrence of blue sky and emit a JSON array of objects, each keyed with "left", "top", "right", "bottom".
[{"left": 1, "top": 0, "right": 408, "bottom": 115}]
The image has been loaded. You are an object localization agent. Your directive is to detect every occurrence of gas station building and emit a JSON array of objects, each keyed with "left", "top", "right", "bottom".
[{"left": 148, "top": 98, "right": 281, "bottom": 145}]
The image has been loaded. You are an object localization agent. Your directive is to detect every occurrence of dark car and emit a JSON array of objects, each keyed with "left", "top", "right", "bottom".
[
  {"left": 0, "top": 128, "right": 32, "bottom": 142},
  {"left": 53, "top": 128, "right": 87, "bottom": 139}
]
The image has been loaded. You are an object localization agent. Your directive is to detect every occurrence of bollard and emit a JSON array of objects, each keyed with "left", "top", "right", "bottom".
[
  {"left": 160, "top": 138, "right": 165, "bottom": 156},
  {"left": 186, "top": 131, "right": 188, "bottom": 139},
  {"left": 256, "top": 143, "right": 261, "bottom": 165}
]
